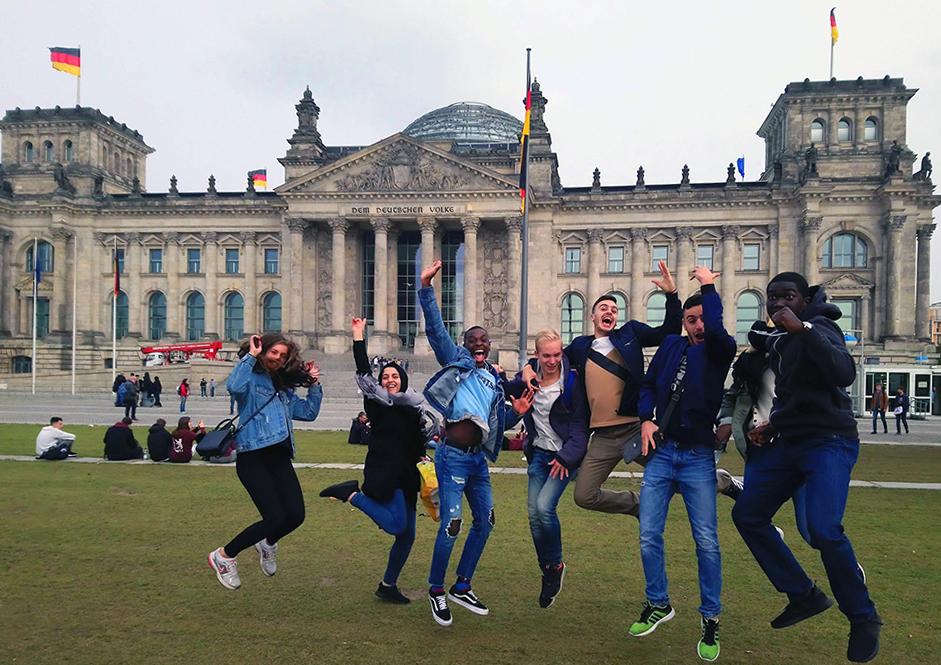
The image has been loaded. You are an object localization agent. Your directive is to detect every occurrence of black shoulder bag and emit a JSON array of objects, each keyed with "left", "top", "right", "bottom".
[
  {"left": 655, "top": 353, "right": 689, "bottom": 443},
  {"left": 196, "top": 391, "right": 279, "bottom": 458}
]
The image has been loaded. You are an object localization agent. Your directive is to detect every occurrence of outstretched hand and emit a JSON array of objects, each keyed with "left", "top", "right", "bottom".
[
  {"left": 420, "top": 260, "right": 442, "bottom": 288},
  {"left": 691, "top": 265, "right": 720, "bottom": 286},
  {"left": 351, "top": 317, "right": 367, "bottom": 341},
  {"left": 651, "top": 260, "right": 676, "bottom": 294},
  {"left": 510, "top": 387, "right": 536, "bottom": 415}
]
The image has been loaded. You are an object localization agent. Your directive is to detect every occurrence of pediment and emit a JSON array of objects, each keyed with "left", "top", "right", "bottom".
[
  {"left": 693, "top": 228, "right": 721, "bottom": 242},
  {"left": 822, "top": 272, "right": 875, "bottom": 291},
  {"left": 277, "top": 134, "right": 519, "bottom": 195},
  {"left": 738, "top": 226, "right": 768, "bottom": 241},
  {"left": 15, "top": 277, "right": 53, "bottom": 295},
  {"left": 604, "top": 230, "right": 631, "bottom": 245},
  {"left": 648, "top": 229, "right": 674, "bottom": 243},
  {"left": 554, "top": 230, "right": 587, "bottom": 246}
]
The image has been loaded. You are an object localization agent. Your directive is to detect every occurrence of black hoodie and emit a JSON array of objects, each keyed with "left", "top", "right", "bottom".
[
  {"left": 751, "top": 285, "right": 858, "bottom": 440},
  {"left": 147, "top": 423, "right": 172, "bottom": 461}
]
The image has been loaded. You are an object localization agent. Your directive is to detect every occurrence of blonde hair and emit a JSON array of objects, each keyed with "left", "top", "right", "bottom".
[{"left": 534, "top": 329, "right": 562, "bottom": 353}]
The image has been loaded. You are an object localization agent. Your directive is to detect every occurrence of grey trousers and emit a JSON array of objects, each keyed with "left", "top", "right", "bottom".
[{"left": 573, "top": 421, "right": 644, "bottom": 516}]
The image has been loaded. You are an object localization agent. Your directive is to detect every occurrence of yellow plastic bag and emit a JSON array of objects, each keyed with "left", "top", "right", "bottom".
[{"left": 417, "top": 458, "right": 440, "bottom": 522}]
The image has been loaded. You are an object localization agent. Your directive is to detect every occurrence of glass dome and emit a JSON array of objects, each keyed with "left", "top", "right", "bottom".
[{"left": 403, "top": 102, "right": 523, "bottom": 144}]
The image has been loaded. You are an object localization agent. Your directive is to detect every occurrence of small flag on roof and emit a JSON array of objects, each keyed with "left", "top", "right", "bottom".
[
  {"left": 249, "top": 169, "right": 267, "bottom": 189},
  {"left": 49, "top": 47, "right": 81, "bottom": 77}
]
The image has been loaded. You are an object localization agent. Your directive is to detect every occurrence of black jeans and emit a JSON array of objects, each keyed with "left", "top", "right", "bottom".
[
  {"left": 896, "top": 412, "right": 909, "bottom": 433},
  {"left": 225, "top": 444, "right": 305, "bottom": 556},
  {"left": 124, "top": 399, "right": 137, "bottom": 420}
]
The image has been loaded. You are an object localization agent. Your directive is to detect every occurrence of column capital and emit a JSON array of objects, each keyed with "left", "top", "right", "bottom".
[
  {"left": 917, "top": 223, "right": 937, "bottom": 240},
  {"left": 288, "top": 217, "right": 312, "bottom": 234},
  {"left": 882, "top": 215, "right": 907, "bottom": 233},
  {"left": 417, "top": 216, "right": 438, "bottom": 232},
  {"left": 165, "top": 232, "right": 181, "bottom": 246},
  {"left": 631, "top": 227, "right": 647, "bottom": 241},
  {"left": 587, "top": 228, "right": 605, "bottom": 244},
  {"left": 460, "top": 215, "right": 480, "bottom": 232},
  {"left": 674, "top": 226, "right": 694, "bottom": 241},
  {"left": 0, "top": 228, "right": 12, "bottom": 243},
  {"left": 203, "top": 231, "right": 218, "bottom": 245},
  {"left": 370, "top": 217, "right": 391, "bottom": 234},
  {"left": 799, "top": 215, "right": 823, "bottom": 234},
  {"left": 49, "top": 226, "right": 74, "bottom": 242},
  {"left": 767, "top": 221, "right": 780, "bottom": 237},
  {"left": 240, "top": 231, "right": 257, "bottom": 245},
  {"left": 504, "top": 215, "right": 523, "bottom": 233},
  {"left": 94, "top": 232, "right": 108, "bottom": 245},
  {"left": 721, "top": 224, "right": 739, "bottom": 240}
]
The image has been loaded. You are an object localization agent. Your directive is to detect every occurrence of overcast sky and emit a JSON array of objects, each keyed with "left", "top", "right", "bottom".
[{"left": 4, "top": 1, "right": 940, "bottom": 296}]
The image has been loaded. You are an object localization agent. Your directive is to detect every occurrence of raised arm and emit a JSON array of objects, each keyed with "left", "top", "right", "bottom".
[
  {"left": 351, "top": 318, "right": 372, "bottom": 376},
  {"left": 418, "top": 260, "right": 462, "bottom": 366},
  {"left": 634, "top": 260, "right": 682, "bottom": 346}
]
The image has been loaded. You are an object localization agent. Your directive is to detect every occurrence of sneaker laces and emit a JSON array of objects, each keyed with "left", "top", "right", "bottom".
[
  {"left": 431, "top": 594, "right": 448, "bottom": 611},
  {"left": 217, "top": 555, "right": 237, "bottom": 575},
  {"left": 638, "top": 602, "right": 657, "bottom": 623},
  {"left": 702, "top": 619, "right": 719, "bottom": 644}
]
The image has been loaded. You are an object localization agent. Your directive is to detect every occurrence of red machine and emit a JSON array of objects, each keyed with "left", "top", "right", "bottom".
[{"left": 140, "top": 341, "right": 226, "bottom": 366}]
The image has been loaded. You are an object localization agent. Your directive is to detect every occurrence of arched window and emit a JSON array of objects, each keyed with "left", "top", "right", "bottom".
[
  {"left": 64, "top": 140, "right": 74, "bottom": 162},
  {"left": 822, "top": 233, "right": 868, "bottom": 269},
  {"left": 127, "top": 158, "right": 133, "bottom": 177},
  {"left": 560, "top": 293, "right": 584, "bottom": 344},
  {"left": 24, "top": 141, "right": 34, "bottom": 163},
  {"left": 224, "top": 292, "right": 244, "bottom": 341},
  {"left": 837, "top": 119, "right": 852, "bottom": 142},
  {"left": 186, "top": 292, "right": 205, "bottom": 341},
  {"left": 43, "top": 141, "right": 54, "bottom": 161},
  {"left": 864, "top": 118, "right": 879, "bottom": 141},
  {"left": 114, "top": 151, "right": 120, "bottom": 174},
  {"left": 113, "top": 291, "right": 129, "bottom": 339},
  {"left": 736, "top": 292, "right": 763, "bottom": 345},
  {"left": 810, "top": 119, "right": 825, "bottom": 143},
  {"left": 148, "top": 292, "right": 167, "bottom": 340},
  {"left": 262, "top": 292, "right": 282, "bottom": 332},
  {"left": 646, "top": 293, "right": 667, "bottom": 327},
  {"left": 611, "top": 292, "right": 628, "bottom": 320},
  {"left": 26, "top": 241, "right": 54, "bottom": 273},
  {"left": 12, "top": 355, "right": 32, "bottom": 374}
]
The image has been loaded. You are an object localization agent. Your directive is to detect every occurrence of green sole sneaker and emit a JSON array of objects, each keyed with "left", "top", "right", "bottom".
[
  {"left": 629, "top": 603, "right": 675, "bottom": 637},
  {"left": 698, "top": 617, "right": 720, "bottom": 661}
]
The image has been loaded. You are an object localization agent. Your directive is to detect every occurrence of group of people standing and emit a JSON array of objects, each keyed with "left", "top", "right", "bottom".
[
  {"left": 870, "top": 382, "right": 911, "bottom": 435},
  {"left": 203, "top": 261, "right": 880, "bottom": 663}
]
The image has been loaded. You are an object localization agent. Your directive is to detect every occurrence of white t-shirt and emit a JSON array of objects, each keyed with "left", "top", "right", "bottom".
[
  {"left": 591, "top": 336, "right": 616, "bottom": 356},
  {"left": 35, "top": 426, "right": 76, "bottom": 456},
  {"left": 531, "top": 377, "right": 564, "bottom": 452}
]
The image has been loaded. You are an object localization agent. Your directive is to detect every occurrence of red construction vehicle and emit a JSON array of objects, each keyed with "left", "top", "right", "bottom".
[{"left": 140, "top": 341, "right": 227, "bottom": 366}]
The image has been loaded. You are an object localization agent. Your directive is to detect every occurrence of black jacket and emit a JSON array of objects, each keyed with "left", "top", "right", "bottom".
[
  {"left": 103, "top": 423, "right": 143, "bottom": 460},
  {"left": 751, "top": 286, "right": 857, "bottom": 440},
  {"left": 147, "top": 424, "right": 172, "bottom": 461}
]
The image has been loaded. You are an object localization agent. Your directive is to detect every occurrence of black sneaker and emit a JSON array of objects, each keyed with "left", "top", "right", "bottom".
[
  {"left": 539, "top": 562, "right": 566, "bottom": 608},
  {"left": 375, "top": 583, "right": 410, "bottom": 604},
  {"left": 428, "top": 588, "right": 452, "bottom": 626},
  {"left": 319, "top": 480, "right": 359, "bottom": 502},
  {"left": 717, "top": 469, "right": 743, "bottom": 500},
  {"left": 771, "top": 585, "right": 833, "bottom": 628},
  {"left": 448, "top": 584, "right": 489, "bottom": 615},
  {"left": 847, "top": 612, "right": 882, "bottom": 663}
]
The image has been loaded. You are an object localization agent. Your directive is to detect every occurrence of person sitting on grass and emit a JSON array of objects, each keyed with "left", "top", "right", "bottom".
[
  {"left": 103, "top": 417, "right": 144, "bottom": 460},
  {"left": 169, "top": 416, "right": 206, "bottom": 463},
  {"left": 320, "top": 317, "right": 429, "bottom": 605},
  {"left": 147, "top": 418, "right": 172, "bottom": 462},
  {"left": 36, "top": 417, "right": 77, "bottom": 460}
]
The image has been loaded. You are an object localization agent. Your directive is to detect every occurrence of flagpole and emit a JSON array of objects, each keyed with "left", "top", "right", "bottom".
[
  {"left": 32, "top": 238, "right": 38, "bottom": 395},
  {"left": 76, "top": 44, "right": 81, "bottom": 106},
  {"left": 518, "top": 48, "right": 532, "bottom": 371},
  {"left": 112, "top": 237, "right": 117, "bottom": 386},
  {"left": 829, "top": 41, "right": 834, "bottom": 79},
  {"left": 71, "top": 233, "right": 77, "bottom": 394}
]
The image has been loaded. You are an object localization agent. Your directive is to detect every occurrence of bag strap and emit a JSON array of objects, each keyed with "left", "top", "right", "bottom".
[
  {"left": 657, "top": 352, "right": 688, "bottom": 437},
  {"left": 232, "top": 391, "right": 280, "bottom": 434},
  {"left": 587, "top": 349, "right": 630, "bottom": 383}
]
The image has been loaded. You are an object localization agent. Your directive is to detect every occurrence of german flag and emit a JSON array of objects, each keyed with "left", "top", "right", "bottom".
[
  {"left": 49, "top": 47, "right": 81, "bottom": 77},
  {"left": 830, "top": 8, "right": 839, "bottom": 45},
  {"left": 249, "top": 169, "right": 267, "bottom": 189},
  {"left": 519, "top": 50, "right": 531, "bottom": 215}
]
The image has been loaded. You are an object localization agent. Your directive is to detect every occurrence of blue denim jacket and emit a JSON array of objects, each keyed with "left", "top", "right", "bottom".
[
  {"left": 225, "top": 354, "right": 323, "bottom": 456},
  {"left": 419, "top": 286, "right": 509, "bottom": 463}
]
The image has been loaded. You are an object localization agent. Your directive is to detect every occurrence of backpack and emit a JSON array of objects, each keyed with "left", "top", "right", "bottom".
[{"left": 177, "top": 384, "right": 183, "bottom": 396}]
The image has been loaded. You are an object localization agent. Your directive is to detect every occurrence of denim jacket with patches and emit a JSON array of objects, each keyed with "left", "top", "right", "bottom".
[
  {"left": 225, "top": 354, "right": 323, "bottom": 456},
  {"left": 419, "top": 286, "right": 510, "bottom": 463}
]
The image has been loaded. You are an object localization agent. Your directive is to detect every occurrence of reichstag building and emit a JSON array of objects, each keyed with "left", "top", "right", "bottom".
[{"left": 0, "top": 76, "right": 938, "bottom": 380}]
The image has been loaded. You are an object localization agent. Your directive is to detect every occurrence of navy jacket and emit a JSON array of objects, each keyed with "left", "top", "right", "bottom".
[
  {"left": 639, "top": 284, "right": 737, "bottom": 448},
  {"left": 505, "top": 355, "right": 589, "bottom": 470},
  {"left": 565, "top": 291, "right": 682, "bottom": 421}
]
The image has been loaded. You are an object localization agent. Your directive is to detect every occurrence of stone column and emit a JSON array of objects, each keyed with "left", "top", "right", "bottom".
[
  {"left": 505, "top": 215, "right": 524, "bottom": 337},
  {"left": 164, "top": 233, "right": 181, "bottom": 339},
  {"left": 50, "top": 228, "right": 69, "bottom": 332},
  {"left": 0, "top": 229, "right": 12, "bottom": 335},
  {"left": 203, "top": 232, "right": 219, "bottom": 339},
  {"left": 387, "top": 227, "right": 400, "bottom": 348},
  {"left": 287, "top": 218, "right": 309, "bottom": 335},
  {"left": 126, "top": 233, "right": 142, "bottom": 337},
  {"left": 861, "top": 293, "right": 871, "bottom": 343},
  {"left": 767, "top": 222, "right": 780, "bottom": 279},
  {"left": 800, "top": 216, "right": 822, "bottom": 286},
  {"left": 720, "top": 225, "right": 738, "bottom": 310},
  {"left": 675, "top": 226, "right": 694, "bottom": 301},
  {"left": 321, "top": 218, "right": 347, "bottom": 353},
  {"left": 413, "top": 216, "right": 438, "bottom": 355},
  {"left": 916, "top": 224, "right": 935, "bottom": 340},
  {"left": 241, "top": 232, "right": 258, "bottom": 334},
  {"left": 461, "top": 216, "right": 480, "bottom": 327},
  {"left": 587, "top": 228, "right": 604, "bottom": 301},
  {"left": 630, "top": 228, "right": 647, "bottom": 320},
  {"left": 370, "top": 217, "right": 392, "bottom": 353},
  {"left": 883, "top": 215, "right": 906, "bottom": 338}
]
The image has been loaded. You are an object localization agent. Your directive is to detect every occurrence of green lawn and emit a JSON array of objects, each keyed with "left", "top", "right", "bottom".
[{"left": 1, "top": 450, "right": 939, "bottom": 664}]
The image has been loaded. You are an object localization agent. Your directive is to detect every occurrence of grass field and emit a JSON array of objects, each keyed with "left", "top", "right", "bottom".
[{"left": 1, "top": 428, "right": 939, "bottom": 664}]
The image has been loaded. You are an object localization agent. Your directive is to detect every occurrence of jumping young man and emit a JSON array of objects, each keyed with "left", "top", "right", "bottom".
[
  {"left": 419, "top": 260, "right": 512, "bottom": 626},
  {"left": 632, "top": 265, "right": 737, "bottom": 661},
  {"left": 731, "top": 271, "right": 881, "bottom": 663}
]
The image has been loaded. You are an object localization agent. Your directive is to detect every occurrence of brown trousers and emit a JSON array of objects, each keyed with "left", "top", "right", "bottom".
[{"left": 573, "top": 421, "right": 645, "bottom": 517}]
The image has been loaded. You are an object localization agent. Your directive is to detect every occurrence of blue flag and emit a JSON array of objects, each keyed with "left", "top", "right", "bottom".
[
  {"left": 34, "top": 251, "right": 41, "bottom": 295},
  {"left": 736, "top": 157, "right": 745, "bottom": 180}
]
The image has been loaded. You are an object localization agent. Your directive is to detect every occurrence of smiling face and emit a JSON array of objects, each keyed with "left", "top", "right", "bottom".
[
  {"left": 464, "top": 327, "right": 491, "bottom": 367},
  {"left": 380, "top": 366, "right": 402, "bottom": 393},
  {"left": 766, "top": 281, "right": 810, "bottom": 321},
  {"left": 260, "top": 343, "right": 289, "bottom": 373},
  {"left": 536, "top": 338, "right": 564, "bottom": 376},
  {"left": 590, "top": 299, "right": 618, "bottom": 337},
  {"left": 683, "top": 305, "right": 705, "bottom": 345}
]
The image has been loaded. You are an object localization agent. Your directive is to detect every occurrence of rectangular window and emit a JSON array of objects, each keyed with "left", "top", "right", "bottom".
[
  {"left": 362, "top": 232, "right": 375, "bottom": 325},
  {"left": 149, "top": 248, "right": 163, "bottom": 273},
  {"left": 225, "top": 248, "right": 240, "bottom": 274},
  {"left": 651, "top": 245, "right": 668, "bottom": 272},
  {"left": 441, "top": 230, "right": 465, "bottom": 342},
  {"left": 607, "top": 246, "right": 624, "bottom": 273},
  {"left": 264, "top": 248, "right": 279, "bottom": 274},
  {"left": 743, "top": 243, "right": 760, "bottom": 271},
  {"left": 565, "top": 247, "right": 581, "bottom": 274},
  {"left": 187, "top": 248, "right": 201, "bottom": 274},
  {"left": 115, "top": 248, "right": 125, "bottom": 274},
  {"left": 832, "top": 299, "right": 859, "bottom": 331},
  {"left": 397, "top": 232, "right": 421, "bottom": 348},
  {"left": 697, "top": 244, "right": 714, "bottom": 270},
  {"left": 34, "top": 298, "right": 50, "bottom": 338}
]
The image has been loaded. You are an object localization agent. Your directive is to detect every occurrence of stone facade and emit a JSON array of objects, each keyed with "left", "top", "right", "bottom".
[{"left": 0, "top": 77, "right": 938, "bottom": 377}]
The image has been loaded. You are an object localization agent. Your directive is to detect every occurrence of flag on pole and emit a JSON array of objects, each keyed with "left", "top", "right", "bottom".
[
  {"left": 49, "top": 47, "right": 81, "bottom": 76},
  {"left": 737, "top": 157, "right": 745, "bottom": 180},
  {"left": 519, "top": 51, "right": 532, "bottom": 214},
  {"left": 830, "top": 8, "right": 839, "bottom": 45},
  {"left": 113, "top": 249, "right": 121, "bottom": 296},
  {"left": 249, "top": 169, "right": 267, "bottom": 189}
]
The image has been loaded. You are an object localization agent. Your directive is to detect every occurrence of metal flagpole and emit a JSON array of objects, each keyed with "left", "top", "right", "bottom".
[
  {"left": 31, "top": 238, "right": 38, "bottom": 395},
  {"left": 829, "top": 41, "right": 834, "bottom": 79},
  {"left": 518, "top": 49, "right": 533, "bottom": 371},
  {"left": 71, "top": 233, "right": 77, "bottom": 394},
  {"left": 111, "top": 237, "right": 117, "bottom": 386}
]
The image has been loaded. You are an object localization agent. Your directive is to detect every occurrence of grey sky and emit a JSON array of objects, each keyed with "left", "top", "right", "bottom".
[{"left": 4, "top": 1, "right": 940, "bottom": 296}]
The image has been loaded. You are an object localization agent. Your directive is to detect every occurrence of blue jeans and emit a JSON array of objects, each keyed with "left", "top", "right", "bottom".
[
  {"left": 180, "top": 396, "right": 187, "bottom": 412},
  {"left": 731, "top": 435, "right": 875, "bottom": 623},
  {"left": 872, "top": 408, "right": 887, "bottom": 432},
  {"left": 639, "top": 440, "right": 722, "bottom": 618},
  {"left": 527, "top": 448, "right": 576, "bottom": 567},
  {"left": 428, "top": 442, "right": 494, "bottom": 588},
  {"left": 351, "top": 489, "right": 417, "bottom": 586}
]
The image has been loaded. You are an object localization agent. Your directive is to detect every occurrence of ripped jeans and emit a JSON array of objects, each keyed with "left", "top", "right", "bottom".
[{"left": 428, "top": 441, "right": 494, "bottom": 589}]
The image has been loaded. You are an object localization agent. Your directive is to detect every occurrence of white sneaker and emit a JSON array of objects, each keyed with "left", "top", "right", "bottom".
[
  {"left": 209, "top": 548, "right": 241, "bottom": 590},
  {"left": 255, "top": 540, "right": 278, "bottom": 577}
]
